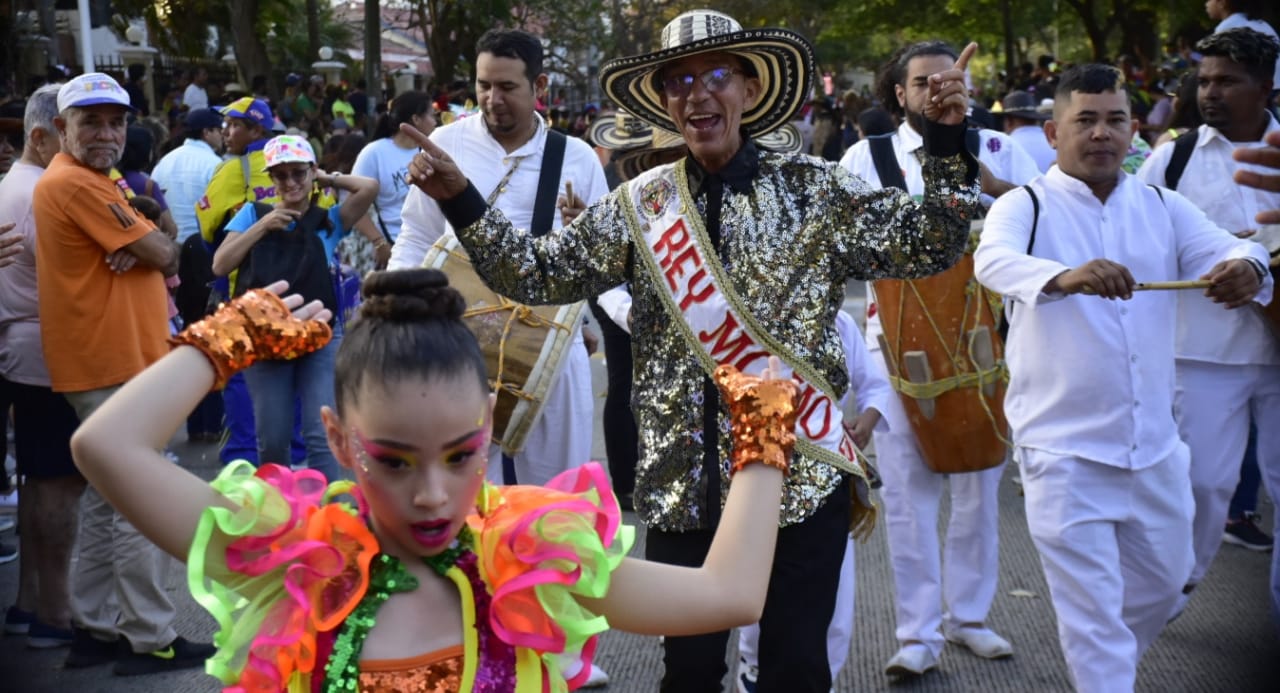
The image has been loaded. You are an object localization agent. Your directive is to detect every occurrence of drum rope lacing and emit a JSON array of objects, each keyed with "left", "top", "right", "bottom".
[
  {"left": 884, "top": 232, "right": 1011, "bottom": 446},
  {"left": 447, "top": 248, "right": 575, "bottom": 405}
]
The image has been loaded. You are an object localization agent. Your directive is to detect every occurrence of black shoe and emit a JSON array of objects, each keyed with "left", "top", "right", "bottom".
[
  {"left": 1223, "top": 513, "right": 1274, "bottom": 552},
  {"left": 113, "top": 636, "right": 216, "bottom": 676},
  {"left": 64, "top": 628, "right": 123, "bottom": 668}
]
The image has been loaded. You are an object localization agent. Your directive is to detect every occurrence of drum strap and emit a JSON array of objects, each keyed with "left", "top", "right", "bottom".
[
  {"left": 530, "top": 130, "right": 567, "bottom": 237},
  {"left": 867, "top": 128, "right": 981, "bottom": 193}
]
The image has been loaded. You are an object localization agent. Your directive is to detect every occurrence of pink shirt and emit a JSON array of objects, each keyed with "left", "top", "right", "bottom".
[{"left": 0, "top": 161, "right": 51, "bottom": 386}]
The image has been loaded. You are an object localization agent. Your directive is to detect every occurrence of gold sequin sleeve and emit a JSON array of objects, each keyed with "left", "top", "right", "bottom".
[{"left": 450, "top": 148, "right": 980, "bottom": 532}]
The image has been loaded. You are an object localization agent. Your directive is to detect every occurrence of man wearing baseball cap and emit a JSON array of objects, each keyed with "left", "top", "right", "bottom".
[
  {"left": 150, "top": 107, "right": 227, "bottom": 444},
  {"left": 33, "top": 72, "right": 213, "bottom": 674}
]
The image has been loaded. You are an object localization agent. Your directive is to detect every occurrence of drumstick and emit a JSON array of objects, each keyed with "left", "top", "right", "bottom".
[
  {"left": 1133, "top": 280, "right": 1213, "bottom": 291},
  {"left": 565, "top": 180, "right": 576, "bottom": 206},
  {"left": 1079, "top": 280, "right": 1211, "bottom": 295}
]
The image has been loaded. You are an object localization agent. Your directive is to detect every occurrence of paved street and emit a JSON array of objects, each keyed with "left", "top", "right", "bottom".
[{"left": 3, "top": 297, "right": 1279, "bottom": 691}]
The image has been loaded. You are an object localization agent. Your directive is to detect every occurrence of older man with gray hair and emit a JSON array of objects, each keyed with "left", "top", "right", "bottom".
[
  {"left": 0, "top": 84, "right": 86, "bottom": 649},
  {"left": 33, "top": 72, "right": 212, "bottom": 675}
]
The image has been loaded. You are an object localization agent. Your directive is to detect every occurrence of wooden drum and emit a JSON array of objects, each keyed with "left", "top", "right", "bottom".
[
  {"left": 872, "top": 222, "right": 1009, "bottom": 474},
  {"left": 422, "top": 235, "right": 586, "bottom": 455}
]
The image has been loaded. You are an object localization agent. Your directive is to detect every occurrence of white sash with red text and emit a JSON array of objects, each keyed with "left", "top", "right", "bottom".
[{"left": 620, "top": 162, "right": 868, "bottom": 479}]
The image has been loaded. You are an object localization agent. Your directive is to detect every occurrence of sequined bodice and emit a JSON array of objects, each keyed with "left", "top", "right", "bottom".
[{"left": 359, "top": 645, "right": 465, "bottom": 692}]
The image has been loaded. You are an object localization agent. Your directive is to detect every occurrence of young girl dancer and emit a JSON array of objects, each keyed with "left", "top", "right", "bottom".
[{"left": 71, "top": 269, "right": 799, "bottom": 691}]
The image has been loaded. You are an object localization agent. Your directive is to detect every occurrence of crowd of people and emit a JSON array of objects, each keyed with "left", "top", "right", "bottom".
[{"left": 0, "top": 2, "right": 1279, "bottom": 692}]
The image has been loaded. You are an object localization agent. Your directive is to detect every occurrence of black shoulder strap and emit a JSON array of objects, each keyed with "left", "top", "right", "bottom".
[
  {"left": 530, "top": 130, "right": 567, "bottom": 237},
  {"left": 252, "top": 201, "right": 273, "bottom": 220},
  {"left": 1022, "top": 184, "right": 1039, "bottom": 255},
  {"left": 295, "top": 203, "right": 333, "bottom": 236},
  {"left": 1165, "top": 129, "right": 1199, "bottom": 190},
  {"left": 1149, "top": 184, "right": 1165, "bottom": 204},
  {"left": 999, "top": 184, "right": 1041, "bottom": 341},
  {"left": 965, "top": 127, "right": 981, "bottom": 159},
  {"left": 867, "top": 133, "right": 908, "bottom": 192}
]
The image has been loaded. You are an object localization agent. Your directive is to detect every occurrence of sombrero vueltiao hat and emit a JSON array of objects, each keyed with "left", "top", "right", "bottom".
[
  {"left": 599, "top": 9, "right": 816, "bottom": 138},
  {"left": 587, "top": 110, "right": 654, "bottom": 150},
  {"left": 755, "top": 123, "right": 803, "bottom": 153},
  {"left": 613, "top": 123, "right": 805, "bottom": 181}
]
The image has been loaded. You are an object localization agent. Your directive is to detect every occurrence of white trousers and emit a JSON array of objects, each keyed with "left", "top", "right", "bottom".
[
  {"left": 1173, "top": 360, "right": 1280, "bottom": 586},
  {"left": 738, "top": 535, "right": 855, "bottom": 681},
  {"left": 487, "top": 335, "right": 594, "bottom": 487},
  {"left": 1020, "top": 447, "right": 1193, "bottom": 693},
  {"left": 869, "top": 351, "right": 1003, "bottom": 656}
]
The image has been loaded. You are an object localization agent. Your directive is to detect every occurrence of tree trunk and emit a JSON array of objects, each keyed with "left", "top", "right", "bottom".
[
  {"left": 1062, "top": 0, "right": 1112, "bottom": 61},
  {"left": 306, "top": 0, "right": 320, "bottom": 66},
  {"left": 228, "top": 0, "right": 269, "bottom": 90},
  {"left": 364, "top": 0, "right": 381, "bottom": 121}
]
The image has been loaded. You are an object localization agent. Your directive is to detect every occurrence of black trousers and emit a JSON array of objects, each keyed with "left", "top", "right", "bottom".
[
  {"left": 645, "top": 476, "right": 851, "bottom": 692},
  {"left": 587, "top": 299, "right": 637, "bottom": 496}
]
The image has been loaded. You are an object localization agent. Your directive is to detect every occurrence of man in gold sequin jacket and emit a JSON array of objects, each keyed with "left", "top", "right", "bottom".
[{"left": 400, "top": 11, "right": 980, "bottom": 692}]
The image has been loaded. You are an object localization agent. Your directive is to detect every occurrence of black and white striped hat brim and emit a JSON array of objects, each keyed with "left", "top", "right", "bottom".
[
  {"left": 587, "top": 110, "right": 654, "bottom": 150},
  {"left": 599, "top": 10, "right": 815, "bottom": 139}
]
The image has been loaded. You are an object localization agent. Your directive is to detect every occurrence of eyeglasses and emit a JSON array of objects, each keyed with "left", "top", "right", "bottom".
[
  {"left": 269, "top": 167, "right": 312, "bottom": 184},
  {"left": 660, "top": 67, "right": 741, "bottom": 99}
]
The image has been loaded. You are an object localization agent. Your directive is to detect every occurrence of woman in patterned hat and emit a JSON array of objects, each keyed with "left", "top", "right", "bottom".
[{"left": 210, "top": 135, "right": 379, "bottom": 484}]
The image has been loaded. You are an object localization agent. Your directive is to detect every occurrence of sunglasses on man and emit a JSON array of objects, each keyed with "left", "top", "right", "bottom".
[{"left": 660, "top": 67, "right": 742, "bottom": 99}]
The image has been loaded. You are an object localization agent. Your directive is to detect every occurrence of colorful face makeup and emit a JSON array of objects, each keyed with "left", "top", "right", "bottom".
[
  {"left": 348, "top": 406, "right": 490, "bottom": 474},
  {"left": 331, "top": 376, "right": 492, "bottom": 560}
]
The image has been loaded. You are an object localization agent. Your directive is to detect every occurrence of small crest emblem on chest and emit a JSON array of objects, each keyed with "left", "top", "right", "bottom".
[{"left": 639, "top": 178, "right": 675, "bottom": 218}]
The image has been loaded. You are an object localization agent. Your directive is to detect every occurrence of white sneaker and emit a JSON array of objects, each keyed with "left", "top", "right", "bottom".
[
  {"left": 580, "top": 663, "right": 609, "bottom": 688},
  {"left": 945, "top": 626, "right": 1013, "bottom": 659},
  {"left": 884, "top": 643, "right": 938, "bottom": 677}
]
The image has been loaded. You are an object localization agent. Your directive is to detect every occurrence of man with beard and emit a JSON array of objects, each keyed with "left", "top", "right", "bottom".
[
  {"left": 975, "top": 63, "right": 1269, "bottom": 692},
  {"left": 838, "top": 40, "right": 1037, "bottom": 679},
  {"left": 33, "top": 73, "right": 213, "bottom": 674},
  {"left": 1136, "top": 27, "right": 1280, "bottom": 618}
]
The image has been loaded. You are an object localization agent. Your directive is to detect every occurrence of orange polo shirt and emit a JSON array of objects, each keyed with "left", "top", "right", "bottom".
[{"left": 34, "top": 152, "right": 168, "bottom": 392}]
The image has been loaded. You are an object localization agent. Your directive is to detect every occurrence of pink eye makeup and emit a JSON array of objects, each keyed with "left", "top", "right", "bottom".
[
  {"left": 441, "top": 429, "right": 489, "bottom": 465},
  {"left": 350, "top": 428, "right": 421, "bottom": 471}
]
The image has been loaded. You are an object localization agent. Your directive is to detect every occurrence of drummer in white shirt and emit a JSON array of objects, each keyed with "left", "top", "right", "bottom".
[
  {"left": 389, "top": 34, "right": 607, "bottom": 490},
  {"left": 975, "top": 63, "right": 1270, "bottom": 693},
  {"left": 1135, "top": 27, "right": 1280, "bottom": 620},
  {"left": 839, "top": 39, "right": 1038, "bottom": 679}
]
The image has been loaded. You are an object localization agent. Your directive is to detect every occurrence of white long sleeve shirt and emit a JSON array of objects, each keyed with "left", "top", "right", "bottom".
[
  {"left": 150, "top": 139, "right": 222, "bottom": 242},
  {"left": 841, "top": 121, "right": 1041, "bottom": 350},
  {"left": 389, "top": 114, "right": 608, "bottom": 270},
  {"left": 835, "top": 311, "right": 893, "bottom": 427},
  {"left": 974, "top": 167, "right": 1272, "bottom": 469},
  {"left": 1136, "top": 117, "right": 1280, "bottom": 366}
]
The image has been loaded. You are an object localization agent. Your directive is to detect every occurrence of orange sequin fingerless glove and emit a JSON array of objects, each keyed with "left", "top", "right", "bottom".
[
  {"left": 170, "top": 289, "right": 333, "bottom": 391},
  {"left": 713, "top": 364, "right": 800, "bottom": 476}
]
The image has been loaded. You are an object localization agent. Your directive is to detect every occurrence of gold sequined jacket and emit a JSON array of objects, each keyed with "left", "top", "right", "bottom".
[{"left": 440, "top": 141, "right": 979, "bottom": 531}]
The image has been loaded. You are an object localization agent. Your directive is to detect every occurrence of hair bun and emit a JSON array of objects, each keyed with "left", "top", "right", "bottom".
[{"left": 358, "top": 269, "right": 465, "bottom": 322}]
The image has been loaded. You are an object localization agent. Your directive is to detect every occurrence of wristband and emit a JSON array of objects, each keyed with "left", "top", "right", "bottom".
[
  {"left": 714, "top": 364, "right": 799, "bottom": 476},
  {"left": 170, "top": 289, "right": 332, "bottom": 391}
]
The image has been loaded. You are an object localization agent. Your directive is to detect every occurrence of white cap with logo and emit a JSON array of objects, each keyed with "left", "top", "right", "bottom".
[{"left": 57, "top": 73, "right": 135, "bottom": 112}]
